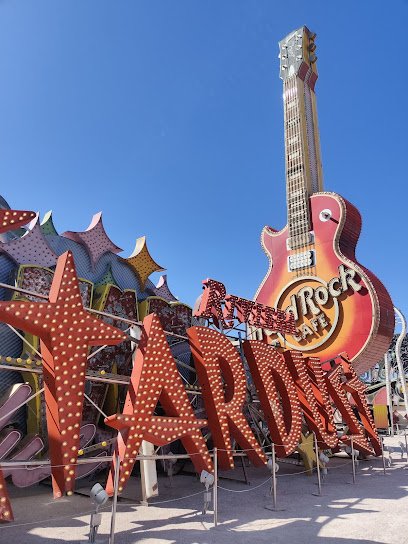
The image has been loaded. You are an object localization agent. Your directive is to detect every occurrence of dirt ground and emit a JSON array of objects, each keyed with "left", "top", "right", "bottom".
[{"left": 1, "top": 435, "right": 408, "bottom": 544}]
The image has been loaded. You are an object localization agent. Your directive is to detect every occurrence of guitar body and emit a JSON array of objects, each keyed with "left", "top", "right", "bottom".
[{"left": 255, "top": 192, "right": 394, "bottom": 374}]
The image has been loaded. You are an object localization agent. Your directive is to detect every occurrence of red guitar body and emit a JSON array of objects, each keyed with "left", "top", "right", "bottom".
[{"left": 255, "top": 192, "right": 394, "bottom": 374}]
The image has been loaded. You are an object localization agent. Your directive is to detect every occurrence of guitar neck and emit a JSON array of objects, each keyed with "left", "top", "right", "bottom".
[{"left": 280, "top": 28, "right": 324, "bottom": 249}]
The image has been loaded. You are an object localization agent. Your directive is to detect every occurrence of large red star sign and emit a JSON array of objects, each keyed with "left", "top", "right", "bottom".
[
  {"left": 0, "top": 250, "right": 126, "bottom": 498},
  {"left": 0, "top": 209, "right": 36, "bottom": 234}
]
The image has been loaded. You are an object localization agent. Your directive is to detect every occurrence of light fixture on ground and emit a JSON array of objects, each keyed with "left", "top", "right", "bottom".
[
  {"left": 164, "top": 453, "right": 178, "bottom": 486},
  {"left": 265, "top": 448, "right": 284, "bottom": 512},
  {"left": 88, "top": 483, "right": 109, "bottom": 543},
  {"left": 319, "top": 451, "right": 330, "bottom": 476},
  {"left": 399, "top": 441, "right": 406, "bottom": 460},
  {"left": 200, "top": 470, "right": 214, "bottom": 515},
  {"left": 266, "top": 458, "right": 280, "bottom": 473}
]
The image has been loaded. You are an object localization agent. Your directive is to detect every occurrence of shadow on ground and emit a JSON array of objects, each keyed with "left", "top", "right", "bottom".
[{"left": 1, "top": 453, "right": 407, "bottom": 544}]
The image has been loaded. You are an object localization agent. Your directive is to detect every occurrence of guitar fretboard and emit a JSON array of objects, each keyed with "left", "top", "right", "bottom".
[{"left": 284, "top": 70, "right": 323, "bottom": 250}]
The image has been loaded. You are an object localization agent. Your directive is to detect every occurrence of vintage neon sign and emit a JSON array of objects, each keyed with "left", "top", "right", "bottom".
[
  {"left": 255, "top": 26, "right": 394, "bottom": 375},
  {"left": 0, "top": 251, "right": 127, "bottom": 499},
  {"left": 0, "top": 255, "right": 380, "bottom": 520},
  {"left": 275, "top": 265, "right": 363, "bottom": 346},
  {"left": 195, "top": 278, "right": 296, "bottom": 334},
  {"left": 102, "top": 316, "right": 378, "bottom": 495}
]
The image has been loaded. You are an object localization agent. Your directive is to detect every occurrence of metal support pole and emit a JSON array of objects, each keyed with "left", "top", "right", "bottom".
[
  {"left": 351, "top": 437, "right": 356, "bottom": 484},
  {"left": 394, "top": 308, "right": 408, "bottom": 420},
  {"left": 265, "top": 443, "right": 285, "bottom": 512},
  {"left": 381, "top": 437, "right": 387, "bottom": 476},
  {"left": 384, "top": 352, "right": 394, "bottom": 436},
  {"left": 314, "top": 433, "right": 322, "bottom": 496},
  {"left": 272, "top": 443, "right": 277, "bottom": 509},
  {"left": 213, "top": 447, "right": 218, "bottom": 528},
  {"left": 237, "top": 331, "right": 244, "bottom": 359},
  {"left": 109, "top": 455, "right": 121, "bottom": 544}
]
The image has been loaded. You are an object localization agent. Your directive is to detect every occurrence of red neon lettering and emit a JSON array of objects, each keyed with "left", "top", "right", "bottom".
[
  {"left": 325, "top": 364, "right": 373, "bottom": 455},
  {"left": 234, "top": 298, "right": 254, "bottom": 325},
  {"left": 284, "top": 351, "right": 338, "bottom": 449},
  {"left": 196, "top": 279, "right": 227, "bottom": 328},
  {"left": 339, "top": 357, "right": 381, "bottom": 455},
  {"left": 248, "top": 303, "right": 264, "bottom": 328},
  {"left": 260, "top": 305, "right": 277, "bottom": 330},
  {"left": 104, "top": 314, "right": 213, "bottom": 495},
  {"left": 188, "top": 326, "right": 266, "bottom": 470},
  {"left": 223, "top": 294, "right": 239, "bottom": 328},
  {"left": 243, "top": 340, "right": 302, "bottom": 457}
]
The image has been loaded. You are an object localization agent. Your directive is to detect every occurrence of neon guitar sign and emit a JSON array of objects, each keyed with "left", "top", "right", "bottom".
[{"left": 255, "top": 27, "right": 394, "bottom": 374}]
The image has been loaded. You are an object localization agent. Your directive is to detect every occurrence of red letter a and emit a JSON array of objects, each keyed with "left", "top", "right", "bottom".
[{"left": 105, "top": 314, "right": 212, "bottom": 495}]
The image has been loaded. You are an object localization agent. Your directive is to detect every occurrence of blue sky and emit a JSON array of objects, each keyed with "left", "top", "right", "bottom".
[{"left": 0, "top": 1, "right": 407, "bottom": 322}]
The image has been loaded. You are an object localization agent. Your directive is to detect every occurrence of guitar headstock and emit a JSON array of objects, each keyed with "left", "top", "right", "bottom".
[{"left": 279, "top": 26, "right": 317, "bottom": 81}]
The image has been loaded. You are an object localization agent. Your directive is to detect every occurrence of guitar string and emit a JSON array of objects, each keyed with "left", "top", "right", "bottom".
[
  {"left": 286, "top": 72, "right": 308, "bottom": 341},
  {"left": 296, "top": 75, "right": 308, "bottom": 277},
  {"left": 292, "top": 76, "right": 305, "bottom": 278},
  {"left": 293, "top": 72, "right": 310, "bottom": 326},
  {"left": 286, "top": 69, "right": 318, "bottom": 279},
  {"left": 277, "top": 49, "right": 315, "bottom": 339},
  {"left": 285, "top": 78, "right": 298, "bottom": 274},
  {"left": 303, "top": 66, "right": 319, "bottom": 277},
  {"left": 287, "top": 75, "right": 307, "bottom": 278},
  {"left": 300, "top": 72, "right": 314, "bottom": 272},
  {"left": 274, "top": 35, "right": 321, "bottom": 345},
  {"left": 300, "top": 69, "right": 311, "bottom": 277},
  {"left": 294, "top": 66, "right": 321, "bottom": 332},
  {"left": 284, "top": 63, "right": 320, "bottom": 341},
  {"left": 286, "top": 77, "right": 299, "bottom": 277}
]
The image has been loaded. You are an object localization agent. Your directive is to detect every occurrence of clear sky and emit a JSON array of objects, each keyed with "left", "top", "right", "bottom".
[{"left": 0, "top": 1, "right": 407, "bottom": 323}]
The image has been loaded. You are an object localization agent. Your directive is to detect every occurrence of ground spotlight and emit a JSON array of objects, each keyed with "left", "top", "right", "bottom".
[
  {"left": 88, "top": 483, "right": 109, "bottom": 543},
  {"left": 267, "top": 458, "right": 279, "bottom": 473},
  {"left": 200, "top": 470, "right": 214, "bottom": 515},
  {"left": 200, "top": 470, "right": 214, "bottom": 489}
]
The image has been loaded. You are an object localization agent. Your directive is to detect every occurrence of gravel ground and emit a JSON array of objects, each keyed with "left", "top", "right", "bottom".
[{"left": 1, "top": 435, "right": 408, "bottom": 544}]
